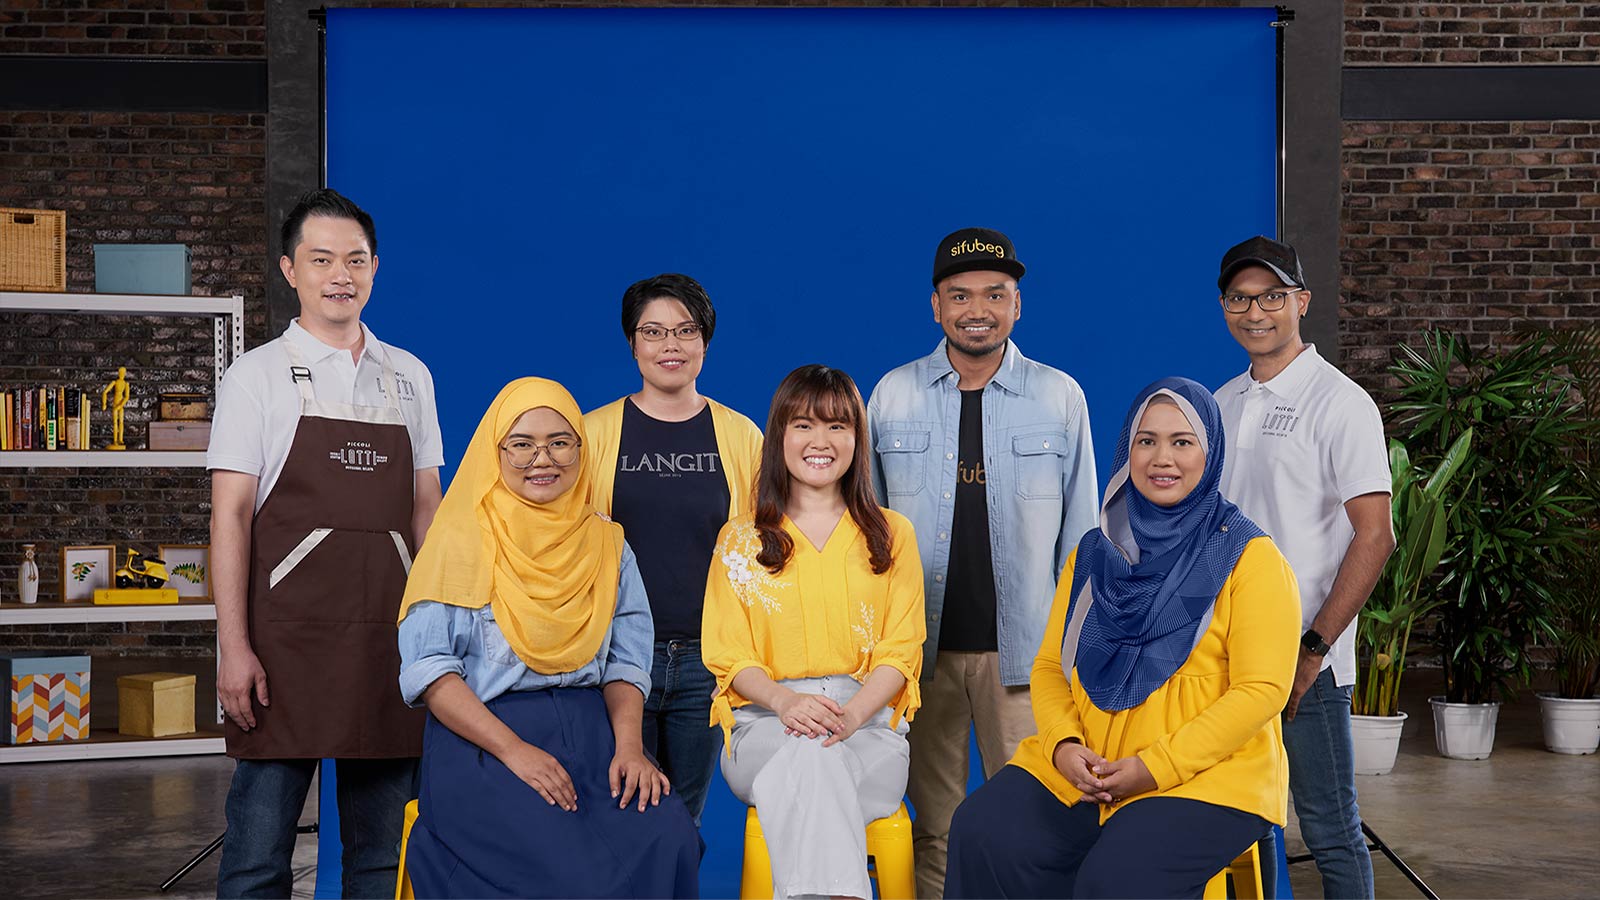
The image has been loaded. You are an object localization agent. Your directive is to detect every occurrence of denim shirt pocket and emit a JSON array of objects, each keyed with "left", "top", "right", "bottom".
[
  {"left": 876, "top": 427, "right": 931, "bottom": 497},
  {"left": 476, "top": 606, "right": 523, "bottom": 666},
  {"left": 1011, "top": 428, "right": 1069, "bottom": 501}
]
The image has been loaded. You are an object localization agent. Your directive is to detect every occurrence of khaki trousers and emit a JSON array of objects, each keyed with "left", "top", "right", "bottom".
[{"left": 906, "top": 650, "right": 1034, "bottom": 900}]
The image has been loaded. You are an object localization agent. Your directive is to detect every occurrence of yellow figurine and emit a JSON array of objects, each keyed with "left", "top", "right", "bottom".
[{"left": 101, "top": 366, "right": 131, "bottom": 450}]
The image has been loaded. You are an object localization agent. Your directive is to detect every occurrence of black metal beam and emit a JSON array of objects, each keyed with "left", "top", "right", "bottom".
[
  {"left": 0, "top": 56, "right": 267, "bottom": 113},
  {"left": 1344, "top": 65, "right": 1600, "bottom": 121}
]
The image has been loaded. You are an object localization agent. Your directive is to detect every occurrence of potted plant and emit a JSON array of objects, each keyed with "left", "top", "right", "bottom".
[
  {"left": 1389, "top": 329, "right": 1593, "bottom": 760},
  {"left": 1538, "top": 325, "right": 1600, "bottom": 755},
  {"left": 1350, "top": 429, "right": 1472, "bottom": 775}
]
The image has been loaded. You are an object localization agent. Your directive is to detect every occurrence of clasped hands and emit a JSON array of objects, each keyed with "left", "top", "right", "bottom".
[
  {"left": 1052, "top": 740, "right": 1156, "bottom": 805},
  {"left": 774, "top": 690, "right": 864, "bottom": 747}
]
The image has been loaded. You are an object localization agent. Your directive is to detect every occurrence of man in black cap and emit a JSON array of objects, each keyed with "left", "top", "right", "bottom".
[
  {"left": 1214, "top": 236, "right": 1395, "bottom": 900},
  {"left": 867, "top": 227, "right": 1099, "bottom": 898}
]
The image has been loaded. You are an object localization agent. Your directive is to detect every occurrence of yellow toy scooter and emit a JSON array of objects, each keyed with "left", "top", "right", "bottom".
[{"left": 115, "top": 548, "right": 170, "bottom": 589}]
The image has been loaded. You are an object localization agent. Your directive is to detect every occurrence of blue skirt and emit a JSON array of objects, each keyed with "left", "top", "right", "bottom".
[{"left": 406, "top": 687, "right": 700, "bottom": 898}]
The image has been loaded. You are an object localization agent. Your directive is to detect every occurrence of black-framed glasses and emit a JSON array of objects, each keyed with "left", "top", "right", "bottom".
[
  {"left": 634, "top": 323, "right": 703, "bottom": 342},
  {"left": 1220, "top": 287, "right": 1304, "bottom": 314},
  {"left": 499, "top": 437, "right": 582, "bottom": 469}
]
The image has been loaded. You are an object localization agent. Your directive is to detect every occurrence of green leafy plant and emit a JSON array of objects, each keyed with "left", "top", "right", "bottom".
[
  {"left": 1353, "top": 430, "right": 1472, "bottom": 717},
  {"left": 1389, "top": 329, "right": 1595, "bottom": 705},
  {"left": 1542, "top": 325, "right": 1600, "bottom": 700}
]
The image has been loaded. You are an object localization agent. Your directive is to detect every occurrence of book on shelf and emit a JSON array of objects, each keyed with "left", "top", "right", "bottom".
[
  {"left": 45, "top": 388, "right": 56, "bottom": 450},
  {"left": 0, "top": 385, "right": 95, "bottom": 452}
]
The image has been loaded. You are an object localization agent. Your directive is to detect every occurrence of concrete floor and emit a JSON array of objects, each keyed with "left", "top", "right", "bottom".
[{"left": 1, "top": 672, "right": 1595, "bottom": 899}]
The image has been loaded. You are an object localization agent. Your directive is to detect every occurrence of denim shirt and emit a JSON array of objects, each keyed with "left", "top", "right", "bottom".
[
  {"left": 398, "top": 543, "right": 654, "bottom": 705},
  {"left": 867, "top": 340, "right": 1099, "bottom": 685}
]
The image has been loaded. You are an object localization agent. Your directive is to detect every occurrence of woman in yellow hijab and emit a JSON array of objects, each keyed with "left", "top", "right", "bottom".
[{"left": 396, "top": 377, "right": 698, "bottom": 898}]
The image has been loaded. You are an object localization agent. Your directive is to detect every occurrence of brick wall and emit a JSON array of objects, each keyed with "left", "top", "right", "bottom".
[
  {"left": 0, "top": 0, "right": 266, "bottom": 58},
  {"left": 1346, "top": 2, "right": 1600, "bottom": 65},
  {"left": 1, "top": 108, "right": 266, "bottom": 659}
]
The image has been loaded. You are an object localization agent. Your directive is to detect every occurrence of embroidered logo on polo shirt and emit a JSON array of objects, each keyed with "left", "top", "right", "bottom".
[
  {"left": 329, "top": 440, "right": 391, "bottom": 473},
  {"left": 1260, "top": 404, "right": 1302, "bottom": 437}
]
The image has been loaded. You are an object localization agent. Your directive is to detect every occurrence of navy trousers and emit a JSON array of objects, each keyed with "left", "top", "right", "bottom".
[
  {"left": 946, "top": 765, "right": 1271, "bottom": 899},
  {"left": 406, "top": 687, "right": 699, "bottom": 899}
]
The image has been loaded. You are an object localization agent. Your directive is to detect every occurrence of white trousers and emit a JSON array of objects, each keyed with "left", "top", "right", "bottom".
[{"left": 722, "top": 675, "right": 911, "bottom": 900}]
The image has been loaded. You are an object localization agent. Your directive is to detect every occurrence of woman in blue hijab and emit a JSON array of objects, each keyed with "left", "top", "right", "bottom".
[{"left": 943, "top": 377, "right": 1301, "bottom": 899}]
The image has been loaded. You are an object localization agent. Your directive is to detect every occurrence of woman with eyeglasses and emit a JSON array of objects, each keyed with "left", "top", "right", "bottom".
[
  {"left": 396, "top": 378, "right": 698, "bottom": 898},
  {"left": 703, "top": 364, "right": 926, "bottom": 900},
  {"left": 584, "top": 273, "right": 763, "bottom": 827}
]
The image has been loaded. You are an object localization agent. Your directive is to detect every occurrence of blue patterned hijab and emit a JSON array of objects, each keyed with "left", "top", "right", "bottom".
[{"left": 1061, "top": 377, "right": 1265, "bottom": 711}]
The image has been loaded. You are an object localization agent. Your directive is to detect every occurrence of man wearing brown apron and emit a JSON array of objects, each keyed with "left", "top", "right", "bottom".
[{"left": 208, "top": 190, "right": 444, "bottom": 898}]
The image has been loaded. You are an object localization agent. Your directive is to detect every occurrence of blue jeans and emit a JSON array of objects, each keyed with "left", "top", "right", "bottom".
[
  {"left": 1284, "top": 668, "right": 1374, "bottom": 899},
  {"left": 640, "top": 638, "right": 722, "bottom": 827},
  {"left": 218, "top": 757, "right": 417, "bottom": 899}
]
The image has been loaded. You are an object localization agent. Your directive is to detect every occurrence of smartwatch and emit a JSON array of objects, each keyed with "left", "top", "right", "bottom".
[{"left": 1301, "top": 629, "right": 1331, "bottom": 657}]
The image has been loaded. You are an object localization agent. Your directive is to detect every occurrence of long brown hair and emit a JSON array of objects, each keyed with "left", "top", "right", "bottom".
[{"left": 754, "top": 365, "right": 893, "bottom": 575}]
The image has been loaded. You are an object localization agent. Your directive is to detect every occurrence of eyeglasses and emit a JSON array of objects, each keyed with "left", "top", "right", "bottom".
[
  {"left": 634, "top": 324, "right": 703, "bottom": 342},
  {"left": 1221, "top": 287, "right": 1304, "bottom": 314},
  {"left": 499, "top": 437, "right": 582, "bottom": 469}
]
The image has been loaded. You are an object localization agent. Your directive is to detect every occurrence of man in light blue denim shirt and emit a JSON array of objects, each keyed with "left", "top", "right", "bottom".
[{"left": 867, "top": 227, "right": 1098, "bottom": 899}]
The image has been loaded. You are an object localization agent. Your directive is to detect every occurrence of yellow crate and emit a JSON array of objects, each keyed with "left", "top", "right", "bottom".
[{"left": 0, "top": 207, "right": 67, "bottom": 292}]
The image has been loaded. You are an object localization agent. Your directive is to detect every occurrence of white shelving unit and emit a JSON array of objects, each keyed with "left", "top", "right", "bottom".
[{"left": 1, "top": 290, "right": 244, "bottom": 762}]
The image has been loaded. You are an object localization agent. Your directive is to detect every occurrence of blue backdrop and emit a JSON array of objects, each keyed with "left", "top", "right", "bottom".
[{"left": 322, "top": 7, "right": 1280, "bottom": 897}]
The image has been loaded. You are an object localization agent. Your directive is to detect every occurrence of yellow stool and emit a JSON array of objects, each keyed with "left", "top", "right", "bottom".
[
  {"left": 395, "top": 798, "right": 420, "bottom": 900},
  {"left": 1202, "top": 842, "right": 1263, "bottom": 900},
  {"left": 740, "top": 802, "right": 915, "bottom": 899}
]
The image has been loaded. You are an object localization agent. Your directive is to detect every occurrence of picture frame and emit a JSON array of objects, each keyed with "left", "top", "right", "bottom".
[
  {"left": 61, "top": 544, "right": 115, "bottom": 602},
  {"left": 158, "top": 544, "right": 211, "bottom": 600}
]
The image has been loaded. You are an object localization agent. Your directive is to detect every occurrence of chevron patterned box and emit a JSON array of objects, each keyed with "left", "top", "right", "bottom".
[{"left": 1, "top": 653, "right": 91, "bottom": 744}]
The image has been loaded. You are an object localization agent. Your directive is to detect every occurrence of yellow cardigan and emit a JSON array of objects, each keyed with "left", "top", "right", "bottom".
[
  {"left": 584, "top": 396, "right": 764, "bottom": 521},
  {"left": 1009, "top": 537, "right": 1300, "bottom": 826},
  {"left": 702, "top": 510, "right": 927, "bottom": 742}
]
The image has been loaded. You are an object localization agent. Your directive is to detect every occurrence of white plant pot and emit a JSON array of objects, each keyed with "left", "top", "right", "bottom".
[
  {"left": 1538, "top": 693, "right": 1600, "bottom": 756},
  {"left": 1429, "top": 696, "right": 1500, "bottom": 760},
  {"left": 1351, "top": 711, "right": 1408, "bottom": 775}
]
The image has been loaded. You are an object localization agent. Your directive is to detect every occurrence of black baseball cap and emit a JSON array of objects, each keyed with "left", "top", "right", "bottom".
[
  {"left": 932, "top": 227, "right": 1026, "bottom": 287},
  {"left": 1217, "top": 236, "right": 1306, "bottom": 291}
]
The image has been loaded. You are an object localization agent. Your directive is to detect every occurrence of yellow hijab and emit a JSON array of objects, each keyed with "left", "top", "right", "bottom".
[{"left": 399, "top": 377, "right": 624, "bottom": 674}]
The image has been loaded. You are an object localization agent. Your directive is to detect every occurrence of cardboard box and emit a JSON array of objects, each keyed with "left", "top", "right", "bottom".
[
  {"left": 117, "top": 672, "right": 196, "bottom": 738},
  {"left": 93, "top": 243, "right": 192, "bottom": 295},
  {"left": 158, "top": 393, "right": 209, "bottom": 421},
  {"left": 149, "top": 420, "right": 211, "bottom": 451},
  {"left": 0, "top": 653, "right": 90, "bottom": 744}
]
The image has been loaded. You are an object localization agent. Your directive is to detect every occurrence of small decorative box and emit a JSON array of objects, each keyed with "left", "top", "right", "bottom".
[
  {"left": 158, "top": 393, "right": 210, "bottom": 421},
  {"left": 117, "top": 672, "right": 196, "bottom": 737},
  {"left": 148, "top": 420, "right": 212, "bottom": 451},
  {"left": 0, "top": 653, "right": 91, "bottom": 744}
]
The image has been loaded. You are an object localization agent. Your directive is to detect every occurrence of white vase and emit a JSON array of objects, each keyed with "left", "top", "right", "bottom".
[
  {"left": 18, "top": 544, "right": 40, "bottom": 605},
  {"left": 1429, "top": 695, "right": 1500, "bottom": 760},
  {"left": 1351, "top": 711, "right": 1408, "bottom": 775},
  {"left": 1538, "top": 693, "right": 1600, "bottom": 756}
]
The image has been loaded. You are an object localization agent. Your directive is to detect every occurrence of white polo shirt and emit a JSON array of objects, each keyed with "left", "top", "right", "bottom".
[
  {"left": 1216, "top": 344, "right": 1391, "bottom": 686},
  {"left": 208, "top": 319, "right": 445, "bottom": 512}
]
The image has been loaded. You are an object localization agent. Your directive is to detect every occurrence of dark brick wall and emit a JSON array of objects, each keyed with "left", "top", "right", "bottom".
[
  {"left": 1346, "top": 2, "right": 1600, "bottom": 65},
  {"left": 1340, "top": 120, "right": 1600, "bottom": 390},
  {"left": 0, "top": 0, "right": 266, "bottom": 58}
]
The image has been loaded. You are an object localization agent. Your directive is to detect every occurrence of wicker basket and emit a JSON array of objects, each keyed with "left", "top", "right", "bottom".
[{"left": 0, "top": 207, "right": 68, "bottom": 292}]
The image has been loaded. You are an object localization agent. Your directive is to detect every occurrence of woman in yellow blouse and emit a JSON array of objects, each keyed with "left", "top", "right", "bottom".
[
  {"left": 703, "top": 364, "right": 926, "bottom": 900},
  {"left": 945, "top": 377, "right": 1300, "bottom": 899}
]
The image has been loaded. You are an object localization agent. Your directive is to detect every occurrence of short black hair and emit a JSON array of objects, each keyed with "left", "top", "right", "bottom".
[
  {"left": 620, "top": 273, "right": 717, "bottom": 346},
  {"left": 280, "top": 188, "right": 377, "bottom": 259}
]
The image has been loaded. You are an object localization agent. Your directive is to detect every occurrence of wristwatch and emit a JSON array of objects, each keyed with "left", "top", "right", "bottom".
[{"left": 1301, "top": 629, "right": 1331, "bottom": 657}]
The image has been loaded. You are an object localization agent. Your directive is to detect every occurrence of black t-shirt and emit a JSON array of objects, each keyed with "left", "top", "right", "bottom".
[
  {"left": 940, "top": 388, "right": 999, "bottom": 652},
  {"left": 610, "top": 399, "right": 731, "bottom": 641}
]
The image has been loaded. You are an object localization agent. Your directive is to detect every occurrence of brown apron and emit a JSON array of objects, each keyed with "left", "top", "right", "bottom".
[{"left": 225, "top": 340, "right": 425, "bottom": 759}]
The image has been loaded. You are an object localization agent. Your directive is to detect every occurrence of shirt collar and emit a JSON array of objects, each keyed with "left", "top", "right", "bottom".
[
  {"left": 921, "top": 339, "right": 1025, "bottom": 394},
  {"left": 1245, "top": 343, "right": 1320, "bottom": 399},
  {"left": 285, "top": 318, "right": 384, "bottom": 365}
]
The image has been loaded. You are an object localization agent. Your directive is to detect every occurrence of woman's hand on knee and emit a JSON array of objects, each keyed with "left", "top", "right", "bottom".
[
  {"left": 609, "top": 747, "right": 671, "bottom": 812},
  {"left": 773, "top": 691, "right": 845, "bottom": 739},
  {"left": 1053, "top": 740, "right": 1112, "bottom": 803},
  {"left": 501, "top": 740, "right": 578, "bottom": 812}
]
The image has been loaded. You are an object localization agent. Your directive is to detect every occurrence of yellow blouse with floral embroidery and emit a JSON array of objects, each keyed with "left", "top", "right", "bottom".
[{"left": 702, "top": 508, "right": 927, "bottom": 741}]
